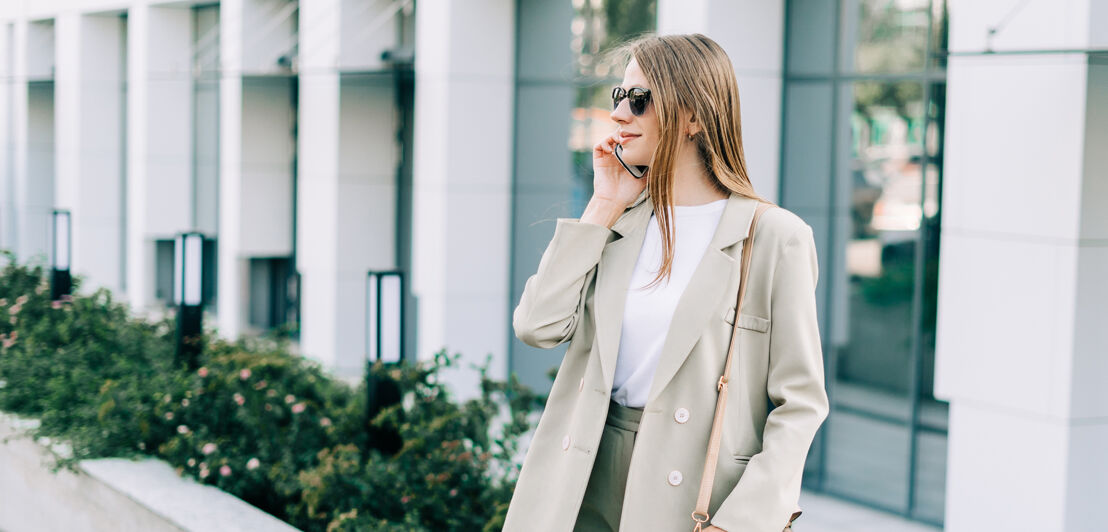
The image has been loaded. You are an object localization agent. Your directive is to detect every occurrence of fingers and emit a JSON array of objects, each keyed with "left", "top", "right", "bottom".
[
  {"left": 594, "top": 136, "right": 615, "bottom": 155},
  {"left": 606, "top": 130, "right": 621, "bottom": 150},
  {"left": 593, "top": 130, "right": 621, "bottom": 156}
]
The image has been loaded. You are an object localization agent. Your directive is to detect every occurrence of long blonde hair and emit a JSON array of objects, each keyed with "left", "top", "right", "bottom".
[{"left": 608, "top": 33, "right": 774, "bottom": 290}]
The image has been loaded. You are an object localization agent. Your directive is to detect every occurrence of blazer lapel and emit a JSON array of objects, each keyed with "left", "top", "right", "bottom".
[
  {"left": 594, "top": 190, "right": 761, "bottom": 402},
  {"left": 643, "top": 193, "right": 760, "bottom": 405},
  {"left": 595, "top": 189, "right": 653, "bottom": 388}
]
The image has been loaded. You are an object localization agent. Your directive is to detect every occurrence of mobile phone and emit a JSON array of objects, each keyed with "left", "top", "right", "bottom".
[{"left": 614, "top": 143, "right": 648, "bottom": 179}]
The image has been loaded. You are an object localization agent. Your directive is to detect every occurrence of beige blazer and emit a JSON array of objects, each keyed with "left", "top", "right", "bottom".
[{"left": 502, "top": 189, "right": 829, "bottom": 532}]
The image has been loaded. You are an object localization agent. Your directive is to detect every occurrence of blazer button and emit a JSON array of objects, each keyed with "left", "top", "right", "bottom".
[
  {"left": 579, "top": 377, "right": 584, "bottom": 391},
  {"left": 562, "top": 434, "right": 571, "bottom": 451},
  {"left": 667, "top": 470, "right": 683, "bottom": 486},
  {"left": 674, "top": 407, "right": 690, "bottom": 424}
]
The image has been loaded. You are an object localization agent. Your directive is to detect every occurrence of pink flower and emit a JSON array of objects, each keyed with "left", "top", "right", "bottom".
[
  {"left": 51, "top": 300, "right": 63, "bottom": 309},
  {"left": 0, "top": 298, "right": 7, "bottom": 307},
  {"left": 233, "top": 393, "right": 245, "bottom": 406},
  {"left": 199, "top": 465, "right": 210, "bottom": 479},
  {"left": 253, "top": 380, "right": 267, "bottom": 390},
  {"left": 449, "top": 488, "right": 458, "bottom": 497},
  {"left": 220, "top": 465, "right": 232, "bottom": 477},
  {"left": 291, "top": 402, "right": 306, "bottom": 414},
  {"left": 246, "top": 458, "right": 260, "bottom": 471},
  {"left": 239, "top": 368, "right": 252, "bottom": 380},
  {"left": 202, "top": 443, "right": 218, "bottom": 455},
  {"left": 319, "top": 417, "right": 332, "bottom": 427},
  {"left": 164, "top": 412, "right": 175, "bottom": 421},
  {"left": 400, "top": 495, "right": 411, "bottom": 504},
  {"left": 264, "top": 404, "right": 273, "bottom": 412},
  {"left": 181, "top": 398, "right": 190, "bottom": 407},
  {"left": 265, "top": 389, "right": 277, "bottom": 398},
  {"left": 197, "top": 367, "right": 209, "bottom": 378},
  {"left": 284, "top": 394, "right": 296, "bottom": 405},
  {"left": 187, "top": 458, "right": 196, "bottom": 467},
  {"left": 15, "top": 295, "right": 27, "bottom": 305},
  {"left": 177, "top": 425, "right": 190, "bottom": 435}
]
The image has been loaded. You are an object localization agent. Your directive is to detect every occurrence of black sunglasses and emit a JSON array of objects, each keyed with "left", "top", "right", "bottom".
[{"left": 611, "top": 86, "right": 651, "bottom": 116}]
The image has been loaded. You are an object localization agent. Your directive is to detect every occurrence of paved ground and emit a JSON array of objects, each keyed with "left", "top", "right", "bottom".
[{"left": 794, "top": 490, "right": 942, "bottom": 532}]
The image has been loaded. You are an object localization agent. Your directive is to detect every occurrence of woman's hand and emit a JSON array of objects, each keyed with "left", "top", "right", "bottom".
[{"left": 591, "top": 130, "right": 648, "bottom": 209}]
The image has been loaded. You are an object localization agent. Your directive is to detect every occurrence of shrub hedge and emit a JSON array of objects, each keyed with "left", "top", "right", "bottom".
[{"left": 0, "top": 250, "right": 546, "bottom": 532}]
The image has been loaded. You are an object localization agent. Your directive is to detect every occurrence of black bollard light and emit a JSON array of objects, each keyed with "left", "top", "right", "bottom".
[
  {"left": 364, "top": 270, "right": 405, "bottom": 456},
  {"left": 174, "top": 232, "right": 206, "bottom": 370},
  {"left": 50, "top": 210, "right": 72, "bottom": 300}
]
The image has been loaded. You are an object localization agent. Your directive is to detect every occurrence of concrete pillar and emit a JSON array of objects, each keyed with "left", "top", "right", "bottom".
[
  {"left": 218, "top": 0, "right": 247, "bottom": 339},
  {"left": 54, "top": 12, "right": 125, "bottom": 293},
  {"left": 296, "top": 0, "right": 342, "bottom": 374},
  {"left": 218, "top": 0, "right": 298, "bottom": 341},
  {"left": 657, "top": 0, "right": 784, "bottom": 203},
  {"left": 934, "top": 1, "right": 1108, "bottom": 530},
  {"left": 0, "top": 23, "right": 12, "bottom": 254},
  {"left": 126, "top": 5, "right": 193, "bottom": 311},
  {"left": 11, "top": 19, "right": 54, "bottom": 266},
  {"left": 412, "top": 0, "right": 515, "bottom": 398},
  {"left": 297, "top": 0, "right": 401, "bottom": 380}
]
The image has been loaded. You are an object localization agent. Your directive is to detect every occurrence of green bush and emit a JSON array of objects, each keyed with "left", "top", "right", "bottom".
[{"left": 0, "top": 250, "right": 546, "bottom": 531}]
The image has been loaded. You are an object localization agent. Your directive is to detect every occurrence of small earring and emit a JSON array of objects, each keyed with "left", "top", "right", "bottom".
[{"left": 687, "top": 133, "right": 693, "bottom": 141}]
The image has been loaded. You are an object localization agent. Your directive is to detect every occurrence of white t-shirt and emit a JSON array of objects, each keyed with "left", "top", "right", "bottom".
[{"left": 610, "top": 198, "right": 728, "bottom": 408}]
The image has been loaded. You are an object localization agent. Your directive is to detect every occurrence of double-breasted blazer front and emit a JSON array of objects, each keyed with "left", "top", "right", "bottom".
[{"left": 502, "top": 189, "right": 829, "bottom": 532}]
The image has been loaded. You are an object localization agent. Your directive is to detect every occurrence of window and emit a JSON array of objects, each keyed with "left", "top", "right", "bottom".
[{"left": 782, "top": 0, "right": 948, "bottom": 526}]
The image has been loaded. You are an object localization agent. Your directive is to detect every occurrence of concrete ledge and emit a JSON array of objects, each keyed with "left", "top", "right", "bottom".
[{"left": 0, "top": 411, "right": 301, "bottom": 532}]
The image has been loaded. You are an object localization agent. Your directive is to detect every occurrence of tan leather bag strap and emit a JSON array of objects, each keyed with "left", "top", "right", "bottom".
[{"left": 691, "top": 202, "right": 775, "bottom": 532}]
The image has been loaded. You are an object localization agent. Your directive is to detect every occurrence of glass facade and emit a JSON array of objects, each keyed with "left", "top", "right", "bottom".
[
  {"left": 510, "top": 0, "right": 656, "bottom": 392},
  {"left": 783, "top": 0, "right": 948, "bottom": 526}
]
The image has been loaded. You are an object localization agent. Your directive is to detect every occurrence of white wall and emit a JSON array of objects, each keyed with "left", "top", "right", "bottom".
[
  {"left": 23, "top": 82, "right": 52, "bottom": 265},
  {"left": 218, "top": 0, "right": 248, "bottom": 338},
  {"left": 0, "top": 412, "right": 300, "bottom": 532},
  {"left": 935, "top": 1, "right": 1108, "bottom": 530},
  {"left": 239, "top": 77, "right": 294, "bottom": 257},
  {"left": 339, "top": 0, "right": 404, "bottom": 71},
  {"left": 54, "top": 13, "right": 127, "bottom": 293},
  {"left": 1, "top": 0, "right": 417, "bottom": 381},
  {"left": 239, "top": 0, "right": 296, "bottom": 75},
  {"left": 10, "top": 20, "right": 56, "bottom": 265},
  {"left": 411, "top": 0, "right": 515, "bottom": 398},
  {"left": 297, "top": 0, "right": 406, "bottom": 380},
  {"left": 126, "top": 5, "right": 193, "bottom": 310},
  {"left": 217, "top": 0, "right": 298, "bottom": 339}
]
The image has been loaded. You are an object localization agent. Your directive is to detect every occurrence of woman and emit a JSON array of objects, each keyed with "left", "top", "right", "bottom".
[{"left": 503, "top": 33, "right": 828, "bottom": 532}]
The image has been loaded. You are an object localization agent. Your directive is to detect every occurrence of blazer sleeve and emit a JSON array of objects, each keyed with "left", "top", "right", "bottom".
[
  {"left": 709, "top": 223, "right": 830, "bottom": 532},
  {"left": 513, "top": 217, "right": 613, "bottom": 349}
]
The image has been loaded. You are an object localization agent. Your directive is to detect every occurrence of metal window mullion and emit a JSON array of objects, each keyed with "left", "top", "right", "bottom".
[
  {"left": 813, "top": 0, "right": 845, "bottom": 494},
  {"left": 903, "top": 0, "right": 941, "bottom": 517}
]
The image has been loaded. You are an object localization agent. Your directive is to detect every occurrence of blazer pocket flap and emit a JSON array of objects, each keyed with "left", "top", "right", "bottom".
[{"left": 723, "top": 307, "right": 770, "bottom": 332}]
